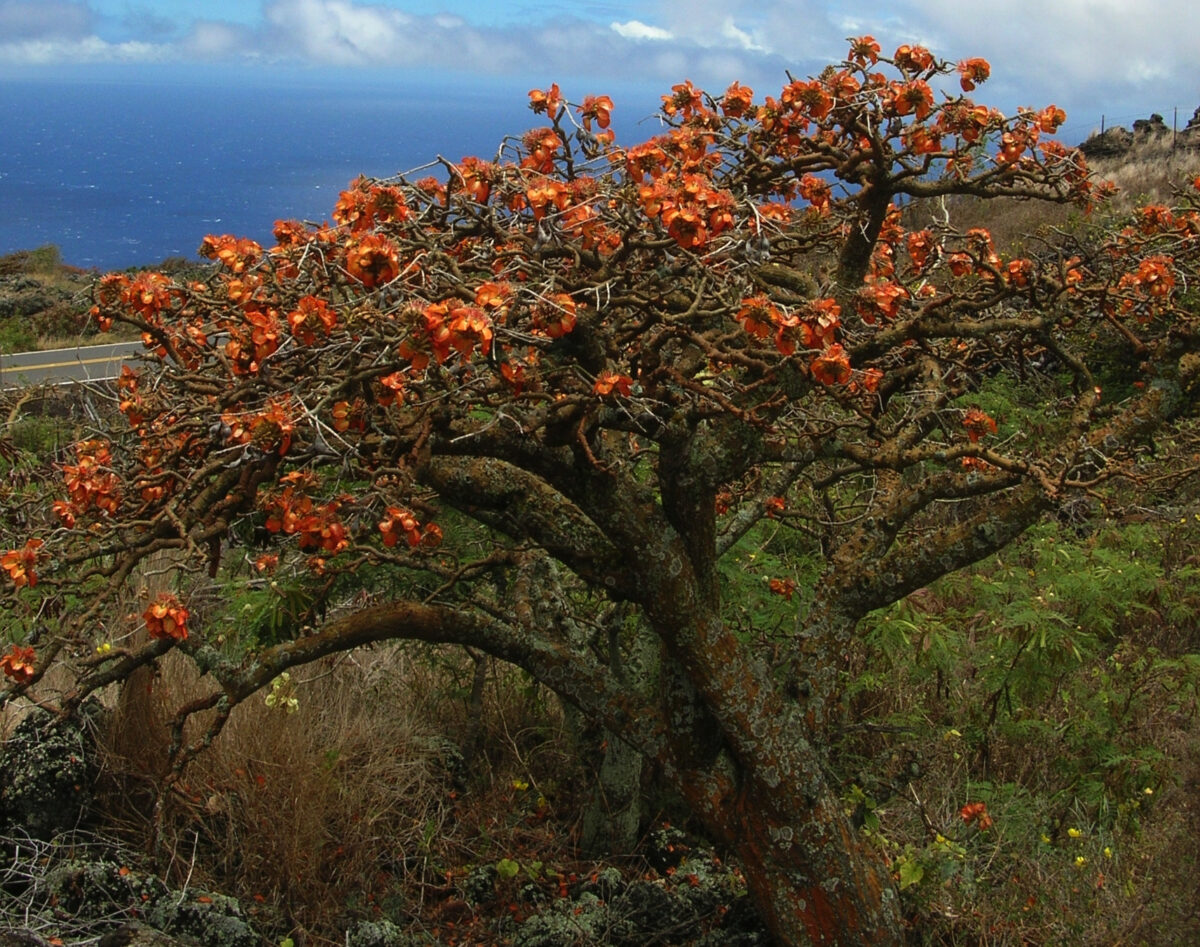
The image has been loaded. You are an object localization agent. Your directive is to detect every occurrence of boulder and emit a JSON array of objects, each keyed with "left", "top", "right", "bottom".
[{"left": 0, "top": 704, "right": 103, "bottom": 838}]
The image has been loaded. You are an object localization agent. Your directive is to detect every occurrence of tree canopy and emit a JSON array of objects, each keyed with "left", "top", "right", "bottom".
[{"left": 3, "top": 37, "right": 1200, "bottom": 946}]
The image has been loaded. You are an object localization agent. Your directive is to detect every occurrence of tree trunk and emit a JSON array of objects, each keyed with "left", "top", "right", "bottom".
[
  {"left": 676, "top": 742, "right": 903, "bottom": 946},
  {"left": 728, "top": 783, "right": 900, "bottom": 945},
  {"left": 579, "top": 730, "right": 644, "bottom": 855},
  {"left": 644, "top": 596, "right": 901, "bottom": 946},
  {"left": 579, "top": 613, "right": 657, "bottom": 855}
]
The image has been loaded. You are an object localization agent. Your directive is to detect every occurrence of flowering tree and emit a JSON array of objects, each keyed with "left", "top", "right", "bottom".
[{"left": 4, "top": 39, "right": 1200, "bottom": 945}]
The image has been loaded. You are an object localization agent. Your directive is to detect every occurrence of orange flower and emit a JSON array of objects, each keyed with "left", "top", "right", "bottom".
[
  {"left": 962, "top": 407, "right": 997, "bottom": 442},
  {"left": 781, "top": 79, "right": 832, "bottom": 121},
  {"left": 1035, "top": 105, "right": 1066, "bottom": 133},
  {"left": 453, "top": 156, "right": 497, "bottom": 205},
  {"left": 474, "top": 281, "right": 513, "bottom": 316},
  {"left": 593, "top": 372, "right": 633, "bottom": 398},
  {"left": 889, "top": 80, "right": 934, "bottom": 120},
  {"left": 904, "top": 125, "right": 943, "bottom": 155},
  {"left": 578, "top": 94, "right": 614, "bottom": 130},
  {"left": 525, "top": 178, "right": 570, "bottom": 220},
  {"left": 254, "top": 553, "right": 279, "bottom": 574},
  {"left": 858, "top": 367, "right": 884, "bottom": 393},
  {"left": 521, "top": 128, "right": 563, "bottom": 173},
  {"left": 662, "top": 204, "right": 708, "bottom": 249},
  {"left": 735, "top": 296, "right": 779, "bottom": 341},
  {"left": 1, "top": 539, "right": 43, "bottom": 589},
  {"left": 906, "top": 230, "right": 937, "bottom": 271},
  {"left": 122, "top": 272, "right": 175, "bottom": 318},
  {"left": 51, "top": 500, "right": 76, "bottom": 528},
  {"left": 528, "top": 83, "right": 564, "bottom": 118},
  {"left": 848, "top": 36, "right": 881, "bottom": 64},
  {"left": 199, "top": 234, "right": 263, "bottom": 273},
  {"left": 144, "top": 593, "right": 189, "bottom": 642},
  {"left": 330, "top": 399, "right": 365, "bottom": 433},
  {"left": 810, "top": 344, "right": 852, "bottom": 386},
  {"left": 1132, "top": 256, "right": 1175, "bottom": 297},
  {"left": 60, "top": 440, "right": 121, "bottom": 517},
  {"left": 0, "top": 644, "right": 35, "bottom": 685},
  {"left": 720, "top": 82, "right": 754, "bottom": 118},
  {"left": 533, "top": 294, "right": 577, "bottom": 338},
  {"left": 858, "top": 282, "right": 908, "bottom": 324},
  {"left": 273, "top": 219, "right": 313, "bottom": 248},
  {"left": 960, "top": 801, "right": 994, "bottom": 830},
  {"left": 957, "top": 58, "right": 990, "bottom": 92},
  {"left": 661, "top": 79, "right": 705, "bottom": 119},
  {"left": 893, "top": 44, "right": 934, "bottom": 73},
  {"left": 1007, "top": 258, "right": 1034, "bottom": 287},
  {"left": 379, "top": 507, "right": 440, "bottom": 548},
  {"left": 377, "top": 371, "right": 407, "bottom": 406},
  {"left": 768, "top": 577, "right": 796, "bottom": 600},
  {"left": 287, "top": 295, "right": 338, "bottom": 345},
  {"left": 798, "top": 174, "right": 832, "bottom": 213},
  {"left": 344, "top": 234, "right": 400, "bottom": 288}
]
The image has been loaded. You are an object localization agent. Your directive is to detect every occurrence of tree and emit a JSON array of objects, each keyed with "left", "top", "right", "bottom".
[{"left": 3, "top": 38, "right": 1200, "bottom": 945}]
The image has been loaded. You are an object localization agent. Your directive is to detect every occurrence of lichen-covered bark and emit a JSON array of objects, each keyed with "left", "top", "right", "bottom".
[{"left": 655, "top": 634, "right": 902, "bottom": 946}]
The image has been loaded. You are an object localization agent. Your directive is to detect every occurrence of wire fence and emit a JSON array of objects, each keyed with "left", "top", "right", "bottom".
[{"left": 1060, "top": 105, "right": 1200, "bottom": 145}]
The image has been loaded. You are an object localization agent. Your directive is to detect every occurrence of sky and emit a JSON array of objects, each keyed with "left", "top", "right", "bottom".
[{"left": 2, "top": 0, "right": 1199, "bottom": 144}]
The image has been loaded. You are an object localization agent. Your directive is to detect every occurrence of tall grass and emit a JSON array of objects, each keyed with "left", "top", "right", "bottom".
[{"left": 96, "top": 642, "right": 583, "bottom": 944}]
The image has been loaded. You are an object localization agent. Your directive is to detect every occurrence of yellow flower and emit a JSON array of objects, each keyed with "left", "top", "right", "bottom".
[
  {"left": 1075, "top": 856, "right": 1087, "bottom": 867},
  {"left": 1103, "top": 846, "right": 1113, "bottom": 859},
  {"left": 1040, "top": 834, "right": 1051, "bottom": 844},
  {"left": 1067, "top": 827, "right": 1082, "bottom": 838},
  {"left": 1143, "top": 787, "right": 1154, "bottom": 796}
]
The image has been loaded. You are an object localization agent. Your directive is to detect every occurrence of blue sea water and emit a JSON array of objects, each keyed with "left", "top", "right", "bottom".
[{"left": 0, "top": 67, "right": 655, "bottom": 271}]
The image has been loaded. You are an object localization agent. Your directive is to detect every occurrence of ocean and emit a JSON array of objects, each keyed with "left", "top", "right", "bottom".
[{"left": 0, "top": 67, "right": 657, "bottom": 272}]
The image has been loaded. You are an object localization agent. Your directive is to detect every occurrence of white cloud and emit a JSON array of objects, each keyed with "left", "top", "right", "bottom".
[
  {"left": 720, "top": 18, "right": 764, "bottom": 52},
  {"left": 610, "top": 19, "right": 673, "bottom": 41},
  {"left": 264, "top": 0, "right": 416, "bottom": 65},
  {"left": 0, "top": 0, "right": 1193, "bottom": 136},
  {"left": 0, "top": 35, "right": 165, "bottom": 63},
  {"left": 182, "top": 21, "right": 249, "bottom": 59},
  {"left": 844, "top": 0, "right": 1200, "bottom": 131}
]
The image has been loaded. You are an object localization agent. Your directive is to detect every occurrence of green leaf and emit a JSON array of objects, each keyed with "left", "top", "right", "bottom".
[
  {"left": 897, "top": 858, "right": 925, "bottom": 891},
  {"left": 496, "top": 857, "right": 521, "bottom": 880}
]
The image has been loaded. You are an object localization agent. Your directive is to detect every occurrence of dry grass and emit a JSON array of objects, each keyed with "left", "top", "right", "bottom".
[
  {"left": 905, "top": 144, "right": 1200, "bottom": 256},
  {"left": 95, "top": 642, "right": 586, "bottom": 944},
  {"left": 100, "top": 647, "right": 456, "bottom": 940},
  {"left": 1084, "top": 140, "right": 1200, "bottom": 210}
]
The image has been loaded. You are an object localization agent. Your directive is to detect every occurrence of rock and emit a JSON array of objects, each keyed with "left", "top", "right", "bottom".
[
  {"left": 144, "top": 891, "right": 257, "bottom": 947},
  {"left": 1132, "top": 113, "right": 1169, "bottom": 137},
  {"left": 511, "top": 891, "right": 632, "bottom": 947},
  {"left": 96, "top": 922, "right": 194, "bottom": 946},
  {"left": 1079, "top": 106, "right": 1200, "bottom": 161},
  {"left": 508, "top": 845, "right": 768, "bottom": 947},
  {"left": 459, "top": 863, "right": 498, "bottom": 905},
  {"left": 345, "top": 919, "right": 445, "bottom": 947},
  {"left": 1080, "top": 125, "right": 1134, "bottom": 160},
  {"left": 0, "top": 703, "right": 104, "bottom": 838},
  {"left": 38, "top": 858, "right": 169, "bottom": 918}
]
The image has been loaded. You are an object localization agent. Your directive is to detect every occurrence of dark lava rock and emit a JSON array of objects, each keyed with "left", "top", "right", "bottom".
[{"left": 0, "top": 703, "right": 104, "bottom": 838}]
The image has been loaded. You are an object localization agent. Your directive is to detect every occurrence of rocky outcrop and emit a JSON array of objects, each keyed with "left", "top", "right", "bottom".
[
  {"left": 1080, "top": 107, "right": 1200, "bottom": 160},
  {"left": 0, "top": 704, "right": 103, "bottom": 839},
  {"left": 0, "top": 707, "right": 260, "bottom": 947}
]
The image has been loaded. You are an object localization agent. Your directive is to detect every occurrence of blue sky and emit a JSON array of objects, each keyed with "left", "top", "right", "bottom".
[{"left": 3, "top": 0, "right": 1199, "bottom": 143}]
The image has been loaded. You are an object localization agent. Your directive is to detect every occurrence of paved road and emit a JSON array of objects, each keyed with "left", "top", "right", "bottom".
[{"left": 0, "top": 341, "right": 144, "bottom": 387}]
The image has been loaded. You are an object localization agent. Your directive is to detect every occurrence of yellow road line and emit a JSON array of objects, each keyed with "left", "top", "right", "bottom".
[{"left": 2, "top": 355, "right": 127, "bottom": 371}]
